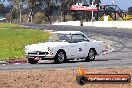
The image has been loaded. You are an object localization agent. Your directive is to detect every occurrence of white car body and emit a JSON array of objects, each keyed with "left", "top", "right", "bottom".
[{"left": 25, "top": 31, "right": 103, "bottom": 64}]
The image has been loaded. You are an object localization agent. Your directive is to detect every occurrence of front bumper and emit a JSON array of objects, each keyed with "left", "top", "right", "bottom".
[
  {"left": 25, "top": 54, "right": 55, "bottom": 60},
  {"left": 25, "top": 51, "right": 56, "bottom": 60}
]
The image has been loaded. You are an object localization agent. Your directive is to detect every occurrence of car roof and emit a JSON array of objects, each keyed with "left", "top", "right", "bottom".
[{"left": 52, "top": 31, "right": 84, "bottom": 35}]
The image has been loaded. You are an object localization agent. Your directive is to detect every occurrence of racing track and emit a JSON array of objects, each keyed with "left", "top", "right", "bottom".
[{"left": 0, "top": 24, "right": 132, "bottom": 70}]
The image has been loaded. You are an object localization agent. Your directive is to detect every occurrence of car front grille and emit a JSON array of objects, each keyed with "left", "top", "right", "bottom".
[{"left": 28, "top": 51, "right": 49, "bottom": 55}]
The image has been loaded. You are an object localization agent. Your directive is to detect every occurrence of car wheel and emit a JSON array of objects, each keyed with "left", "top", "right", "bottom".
[
  {"left": 28, "top": 58, "right": 39, "bottom": 64},
  {"left": 85, "top": 49, "right": 95, "bottom": 61},
  {"left": 76, "top": 76, "right": 86, "bottom": 85},
  {"left": 54, "top": 50, "right": 66, "bottom": 64}
]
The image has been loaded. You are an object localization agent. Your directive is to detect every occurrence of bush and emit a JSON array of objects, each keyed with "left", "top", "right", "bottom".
[
  {"left": 33, "top": 12, "right": 46, "bottom": 24},
  {"left": 65, "top": 15, "right": 73, "bottom": 21},
  {"left": 5, "top": 13, "right": 12, "bottom": 23},
  {"left": 50, "top": 16, "right": 61, "bottom": 23},
  {"left": 56, "top": 15, "right": 73, "bottom": 22},
  {"left": 22, "top": 14, "right": 29, "bottom": 23}
]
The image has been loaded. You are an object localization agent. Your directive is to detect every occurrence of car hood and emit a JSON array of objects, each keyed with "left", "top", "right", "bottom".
[{"left": 25, "top": 42, "right": 69, "bottom": 52}]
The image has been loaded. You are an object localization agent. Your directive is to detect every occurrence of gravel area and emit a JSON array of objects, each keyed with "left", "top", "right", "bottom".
[
  {"left": 87, "top": 32, "right": 126, "bottom": 52},
  {"left": 0, "top": 67, "right": 132, "bottom": 88}
]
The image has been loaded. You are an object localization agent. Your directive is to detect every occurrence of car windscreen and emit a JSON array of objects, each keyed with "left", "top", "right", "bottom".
[{"left": 48, "top": 33, "right": 71, "bottom": 42}]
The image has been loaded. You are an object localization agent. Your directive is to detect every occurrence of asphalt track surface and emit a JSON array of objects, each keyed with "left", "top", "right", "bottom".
[{"left": 0, "top": 24, "right": 132, "bottom": 70}]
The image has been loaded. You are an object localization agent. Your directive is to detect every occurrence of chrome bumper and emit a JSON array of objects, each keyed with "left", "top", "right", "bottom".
[{"left": 25, "top": 54, "right": 54, "bottom": 59}]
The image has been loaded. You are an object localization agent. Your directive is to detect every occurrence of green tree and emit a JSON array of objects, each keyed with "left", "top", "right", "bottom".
[
  {"left": 60, "top": 0, "right": 73, "bottom": 22},
  {"left": 0, "top": 3, "right": 4, "bottom": 13},
  {"left": 27, "top": 0, "right": 38, "bottom": 23},
  {"left": 5, "top": 0, "right": 26, "bottom": 23}
]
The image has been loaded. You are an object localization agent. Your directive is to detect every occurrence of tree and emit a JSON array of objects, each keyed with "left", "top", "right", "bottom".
[
  {"left": 5, "top": 0, "right": 25, "bottom": 23},
  {"left": 45, "top": 1, "right": 53, "bottom": 24},
  {"left": 16, "top": 0, "right": 26, "bottom": 22},
  {"left": 0, "top": 3, "right": 4, "bottom": 13},
  {"left": 5, "top": 0, "right": 14, "bottom": 23},
  {"left": 27, "top": 0, "right": 38, "bottom": 23},
  {"left": 13, "top": 0, "right": 24, "bottom": 22},
  {"left": 60, "top": 0, "right": 73, "bottom": 22},
  {"left": 94, "top": 0, "right": 101, "bottom": 8},
  {"left": 128, "top": 7, "right": 132, "bottom": 15},
  {"left": 32, "top": 0, "right": 53, "bottom": 24}
]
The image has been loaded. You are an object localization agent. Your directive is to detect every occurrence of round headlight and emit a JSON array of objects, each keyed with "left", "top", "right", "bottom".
[
  {"left": 47, "top": 47, "right": 51, "bottom": 51},
  {"left": 24, "top": 47, "right": 27, "bottom": 52}
]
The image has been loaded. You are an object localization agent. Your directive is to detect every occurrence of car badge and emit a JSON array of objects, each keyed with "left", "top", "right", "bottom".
[{"left": 37, "top": 52, "right": 39, "bottom": 55}]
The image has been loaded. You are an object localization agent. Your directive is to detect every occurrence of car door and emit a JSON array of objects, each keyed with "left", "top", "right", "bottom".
[
  {"left": 70, "top": 34, "right": 86, "bottom": 58},
  {"left": 67, "top": 42, "right": 79, "bottom": 58},
  {"left": 82, "top": 34, "right": 92, "bottom": 57}
]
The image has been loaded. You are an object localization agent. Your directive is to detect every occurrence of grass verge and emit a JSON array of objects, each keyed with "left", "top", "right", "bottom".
[{"left": 0, "top": 23, "right": 50, "bottom": 60}]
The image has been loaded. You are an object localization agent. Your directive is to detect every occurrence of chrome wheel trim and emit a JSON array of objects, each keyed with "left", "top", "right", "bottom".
[
  {"left": 57, "top": 52, "right": 65, "bottom": 62},
  {"left": 89, "top": 50, "right": 95, "bottom": 60}
]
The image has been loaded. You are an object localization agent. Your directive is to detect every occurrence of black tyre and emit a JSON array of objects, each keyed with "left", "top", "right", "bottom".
[
  {"left": 76, "top": 76, "right": 86, "bottom": 85},
  {"left": 28, "top": 58, "right": 39, "bottom": 64},
  {"left": 85, "top": 49, "right": 96, "bottom": 61},
  {"left": 54, "top": 50, "right": 66, "bottom": 64},
  {"left": 63, "top": 59, "right": 69, "bottom": 63}
]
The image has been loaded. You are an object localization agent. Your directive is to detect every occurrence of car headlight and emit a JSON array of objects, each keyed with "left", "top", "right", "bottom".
[
  {"left": 24, "top": 46, "right": 28, "bottom": 52},
  {"left": 47, "top": 47, "right": 54, "bottom": 55},
  {"left": 47, "top": 47, "right": 52, "bottom": 51}
]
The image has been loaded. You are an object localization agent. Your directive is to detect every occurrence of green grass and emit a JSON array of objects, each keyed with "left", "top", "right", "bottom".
[
  {"left": 0, "top": 23, "right": 18, "bottom": 27},
  {"left": 0, "top": 23, "right": 50, "bottom": 60}
]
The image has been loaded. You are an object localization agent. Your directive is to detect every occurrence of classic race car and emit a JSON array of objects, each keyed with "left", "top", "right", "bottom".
[{"left": 24, "top": 31, "right": 104, "bottom": 64}]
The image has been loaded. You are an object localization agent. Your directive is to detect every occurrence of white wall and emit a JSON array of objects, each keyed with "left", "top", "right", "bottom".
[
  {"left": 53, "top": 21, "right": 81, "bottom": 26},
  {"left": 53, "top": 21, "right": 132, "bottom": 29}
]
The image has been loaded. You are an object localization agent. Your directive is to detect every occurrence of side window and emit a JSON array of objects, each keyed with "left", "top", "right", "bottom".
[
  {"left": 59, "top": 34, "right": 69, "bottom": 42},
  {"left": 83, "top": 35, "right": 89, "bottom": 42},
  {"left": 72, "top": 34, "right": 84, "bottom": 43}
]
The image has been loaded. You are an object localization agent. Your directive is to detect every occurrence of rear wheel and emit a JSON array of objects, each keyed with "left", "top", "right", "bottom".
[
  {"left": 85, "top": 49, "right": 96, "bottom": 61},
  {"left": 28, "top": 58, "right": 39, "bottom": 64},
  {"left": 54, "top": 50, "right": 66, "bottom": 64}
]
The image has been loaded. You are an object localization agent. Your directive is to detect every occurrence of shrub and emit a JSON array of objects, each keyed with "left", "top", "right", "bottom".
[
  {"left": 5, "top": 13, "right": 12, "bottom": 23},
  {"left": 33, "top": 12, "right": 46, "bottom": 24},
  {"left": 22, "top": 14, "right": 29, "bottom": 23}
]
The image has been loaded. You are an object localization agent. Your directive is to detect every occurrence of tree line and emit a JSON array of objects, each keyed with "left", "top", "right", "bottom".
[
  {"left": 0, "top": 0, "right": 102, "bottom": 23},
  {"left": 0, "top": 0, "right": 72, "bottom": 23}
]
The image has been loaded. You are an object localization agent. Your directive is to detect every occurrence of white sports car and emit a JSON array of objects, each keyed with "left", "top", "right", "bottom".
[{"left": 24, "top": 31, "right": 103, "bottom": 64}]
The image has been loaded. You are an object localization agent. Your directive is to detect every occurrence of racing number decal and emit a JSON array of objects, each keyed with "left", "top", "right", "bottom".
[{"left": 79, "top": 48, "right": 82, "bottom": 51}]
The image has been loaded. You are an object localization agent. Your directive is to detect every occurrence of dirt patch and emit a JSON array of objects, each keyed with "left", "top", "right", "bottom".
[{"left": 0, "top": 67, "right": 132, "bottom": 88}]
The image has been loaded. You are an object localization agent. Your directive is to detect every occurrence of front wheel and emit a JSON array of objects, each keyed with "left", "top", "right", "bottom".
[
  {"left": 85, "top": 49, "right": 95, "bottom": 61},
  {"left": 28, "top": 58, "right": 39, "bottom": 64},
  {"left": 54, "top": 51, "right": 66, "bottom": 64}
]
